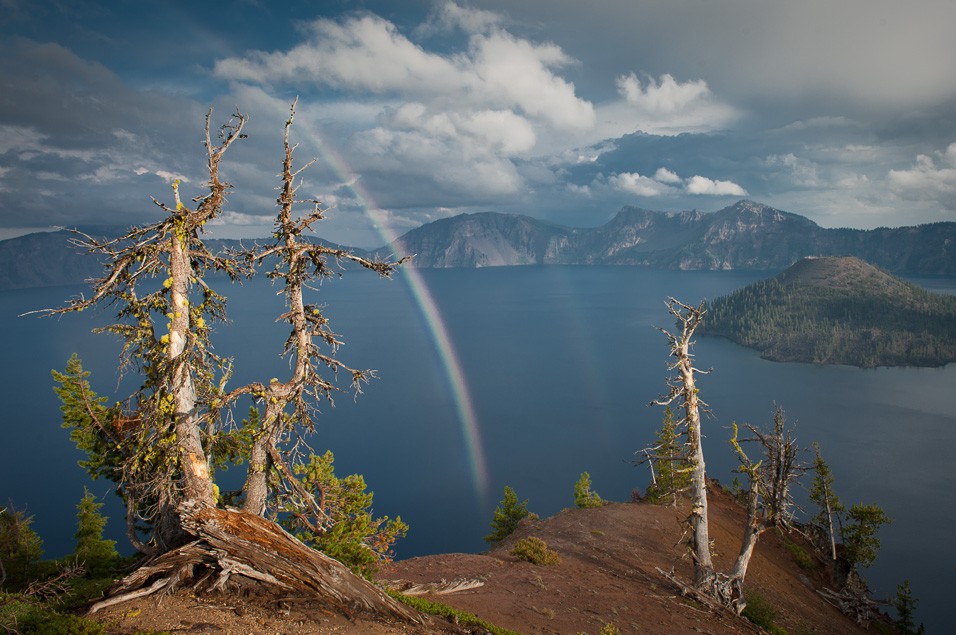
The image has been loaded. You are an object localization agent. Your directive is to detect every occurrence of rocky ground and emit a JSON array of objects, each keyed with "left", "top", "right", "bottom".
[{"left": 91, "top": 487, "right": 886, "bottom": 634}]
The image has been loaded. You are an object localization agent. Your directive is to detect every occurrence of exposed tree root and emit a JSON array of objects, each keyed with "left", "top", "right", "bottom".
[
  {"left": 656, "top": 567, "right": 746, "bottom": 616},
  {"left": 818, "top": 585, "right": 877, "bottom": 626},
  {"left": 89, "top": 504, "right": 425, "bottom": 626}
]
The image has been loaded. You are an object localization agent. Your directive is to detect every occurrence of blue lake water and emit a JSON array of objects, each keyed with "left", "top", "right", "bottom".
[{"left": 1, "top": 266, "right": 953, "bottom": 631}]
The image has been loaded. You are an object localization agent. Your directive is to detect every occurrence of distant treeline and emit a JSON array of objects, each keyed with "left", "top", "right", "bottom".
[{"left": 702, "top": 277, "right": 956, "bottom": 368}]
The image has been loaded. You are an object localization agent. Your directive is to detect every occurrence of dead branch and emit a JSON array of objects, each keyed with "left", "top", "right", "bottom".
[{"left": 383, "top": 578, "right": 485, "bottom": 596}]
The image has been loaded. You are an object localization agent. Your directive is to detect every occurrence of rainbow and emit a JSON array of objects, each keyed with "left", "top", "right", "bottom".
[{"left": 299, "top": 119, "right": 491, "bottom": 503}]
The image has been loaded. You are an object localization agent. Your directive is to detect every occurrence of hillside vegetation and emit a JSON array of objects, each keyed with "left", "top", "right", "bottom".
[{"left": 703, "top": 256, "right": 956, "bottom": 367}]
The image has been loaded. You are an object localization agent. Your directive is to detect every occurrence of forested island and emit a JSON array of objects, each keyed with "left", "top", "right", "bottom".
[{"left": 702, "top": 256, "right": 956, "bottom": 368}]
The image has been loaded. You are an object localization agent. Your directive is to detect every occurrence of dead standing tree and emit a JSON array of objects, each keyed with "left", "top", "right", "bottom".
[
  {"left": 41, "top": 110, "right": 249, "bottom": 552},
  {"left": 652, "top": 298, "right": 714, "bottom": 589},
  {"left": 226, "top": 101, "right": 407, "bottom": 526},
  {"left": 43, "top": 107, "right": 428, "bottom": 625},
  {"left": 743, "top": 405, "right": 803, "bottom": 529},
  {"left": 652, "top": 299, "right": 802, "bottom": 615}
]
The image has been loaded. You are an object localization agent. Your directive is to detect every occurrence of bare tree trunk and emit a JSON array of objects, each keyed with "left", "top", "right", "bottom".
[
  {"left": 168, "top": 211, "right": 215, "bottom": 511},
  {"left": 824, "top": 480, "right": 837, "bottom": 561},
  {"left": 681, "top": 348, "right": 714, "bottom": 587},
  {"left": 654, "top": 299, "right": 713, "bottom": 587},
  {"left": 242, "top": 402, "right": 283, "bottom": 516},
  {"left": 727, "top": 468, "right": 764, "bottom": 613}
]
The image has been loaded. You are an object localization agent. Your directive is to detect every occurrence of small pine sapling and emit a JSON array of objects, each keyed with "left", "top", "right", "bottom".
[
  {"left": 809, "top": 442, "right": 843, "bottom": 560},
  {"left": 573, "top": 472, "right": 606, "bottom": 508},
  {"left": 643, "top": 405, "right": 691, "bottom": 505},
  {"left": 280, "top": 451, "right": 407, "bottom": 579},
  {"left": 0, "top": 505, "right": 43, "bottom": 591},
  {"left": 484, "top": 486, "right": 536, "bottom": 543},
  {"left": 72, "top": 489, "right": 119, "bottom": 578},
  {"left": 891, "top": 580, "right": 925, "bottom": 635}
]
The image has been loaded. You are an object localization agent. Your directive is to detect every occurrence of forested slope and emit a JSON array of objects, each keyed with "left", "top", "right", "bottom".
[{"left": 702, "top": 256, "right": 956, "bottom": 367}]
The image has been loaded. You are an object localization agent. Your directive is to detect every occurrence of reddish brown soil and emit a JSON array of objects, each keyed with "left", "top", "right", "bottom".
[{"left": 91, "top": 487, "right": 886, "bottom": 634}]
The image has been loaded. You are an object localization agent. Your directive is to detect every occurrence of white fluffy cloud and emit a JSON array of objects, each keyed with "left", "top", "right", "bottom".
[
  {"left": 888, "top": 143, "right": 956, "bottom": 206},
  {"left": 608, "top": 168, "right": 747, "bottom": 198},
  {"left": 765, "top": 153, "right": 820, "bottom": 187},
  {"left": 685, "top": 175, "right": 748, "bottom": 196},
  {"left": 211, "top": 4, "right": 609, "bottom": 213},
  {"left": 419, "top": 1, "right": 503, "bottom": 36},
  {"left": 616, "top": 73, "right": 710, "bottom": 113},
  {"left": 209, "top": 3, "right": 748, "bottom": 218},
  {"left": 214, "top": 13, "right": 592, "bottom": 133},
  {"left": 588, "top": 72, "right": 739, "bottom": 139},
  {"left": 653, "top": 167, "right": 682, "bottom": 184},
  {"left": 608, "top": 172, "right": 677, "bottom": 197}
]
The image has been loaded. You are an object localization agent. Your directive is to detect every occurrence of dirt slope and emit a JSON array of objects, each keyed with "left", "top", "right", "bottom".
[
  {"left": 381, "top": 487, "right": 877, "bottom": 635},
  {"left": 92, "top": 486, "right": 883, "bottom": 634}
]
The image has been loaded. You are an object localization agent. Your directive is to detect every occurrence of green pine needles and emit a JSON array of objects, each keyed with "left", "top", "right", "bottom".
[
  {"left": 485, "top": 486, "right": 536, "bottom": 543},
  {"left": 0, "top": 506, "right": 43, "bottom": 591},
  {"left": 573, "top": 472, "right": 606, "bottom": 508},
  {"left": 280, "top": 451, "right": 407, "bottom": 579},
  {"left": 645, "top": 406, "right": 691, "bottom": 505},
  {"left": 72, "top": 489, "right": 119, "bottom": 579}
]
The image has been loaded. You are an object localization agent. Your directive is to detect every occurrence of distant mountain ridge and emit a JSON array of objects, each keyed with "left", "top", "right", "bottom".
[
  {"left": 388, "top": 200, "right": 956, "bottom": 272},
  {"left": 2, "top": 200, "right": 955, "bottom": 289}
]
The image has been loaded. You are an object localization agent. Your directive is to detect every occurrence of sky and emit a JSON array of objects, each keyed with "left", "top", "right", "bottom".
[{"left": 2, "top": 0, "right": 956, "bottom": 247}]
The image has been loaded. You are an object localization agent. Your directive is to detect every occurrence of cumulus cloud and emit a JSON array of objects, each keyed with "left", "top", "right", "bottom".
[
  {"left": 608, "top": 172, "right": 678, "bottom": 197},
  {"left": 591, "top": 72, "right": 739, "bottom": 138},
  {"left": 206, "top": 211, "right": 275, "bottom": 227},
  {"left": 685, "top": 175, "right": 748, "bottom": 196},
  {"left": 214, "top": 12, "right": 593, "bottom": 132},
  {"left": 653, "top": 167, "right": 682, "bottom": 184},
  {"left": 606, "top": 167, "right": 746, "bottom": 198},
  {"left": 617, "top": 73, "right": 710, "bottom": 113},
  {"left": 209, "top": 3, "right": 607, "bottom": 217},
  {"left": 418, "top": 1, "right": 503, "bottom": 36},
  {"left": 888, "top": 143, "right": 956, "bottom": 206}
]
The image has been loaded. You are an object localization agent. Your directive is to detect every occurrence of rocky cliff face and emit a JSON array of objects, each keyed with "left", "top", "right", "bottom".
[
  {"left": 389, "top": 200, "right": 956, "bottom": 273},
  {"left": 3, "top": 200, "right": 955, "bottom": 289},
  {"left": 390, "top": 212, "right": 573, "bottom": 267}
]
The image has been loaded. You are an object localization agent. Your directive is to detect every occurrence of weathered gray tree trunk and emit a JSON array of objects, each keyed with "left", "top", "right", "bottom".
[
  {"left": 90, "top": 505, "right": 435, "bottom": 627},
  {"left": 654, "top": 299, "right": 714, "bottom": 587},
  {"left": 168, "top": 211, "right": 216, "bottom": 509},
  {"left": 823, "top": 478, "right": 838, "bottom": 560},
  {"left": 678, "top": 332, "right": 714, "bottom": 586},
  {"left": 653, "top": 299, "right": 812, "bottom": 617}
]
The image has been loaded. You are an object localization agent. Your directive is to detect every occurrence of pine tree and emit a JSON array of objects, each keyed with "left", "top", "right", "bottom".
[
  {"left": 280, "top": 451, "right": 407, "bottom": 579},
  {"left": 484, "top": 486, "right": 535, "bottom": 543},
  {"left": 52, "top": 354, "right": 120, "bottom": 483},
  {"left": 573, "top": 472, "right": 606, "bottom": 508},
  {"left": 842, "top": 503, "right": 891, "bottom": 570},
  {"left": 892, "top": 580, "right": 925, "bottom": 635},
  {"left": 73, "top": 489, "right": 119, "bottom": 578},
  {"left": 44, "top": 110, "right": 250, "bottom": 552},
  {"left": 0, "top": 505, "right": 43, "bottom": 591},
  {"left": 808, "top": 442, "right": 843, "bottom": 560},
  {"left": 645, "top": 405, "right": 690, "bottom": 505}
]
